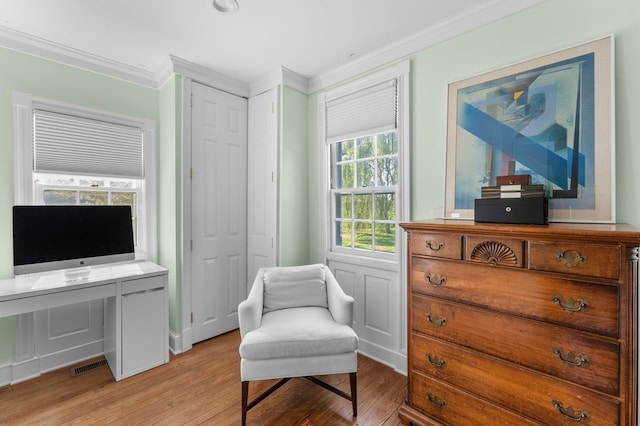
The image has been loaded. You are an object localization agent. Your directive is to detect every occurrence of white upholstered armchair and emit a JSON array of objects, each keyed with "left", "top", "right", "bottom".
[{"left": 238, "top": 264, "right": 358, "bottom": 425}]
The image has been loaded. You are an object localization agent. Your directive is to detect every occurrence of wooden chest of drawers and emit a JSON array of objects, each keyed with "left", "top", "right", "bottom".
[{"left": 399, "top": 220, "right": 640, "bottom": 426}]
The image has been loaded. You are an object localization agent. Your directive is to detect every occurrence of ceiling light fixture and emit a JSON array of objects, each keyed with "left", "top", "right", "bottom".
[{"left": 212, "top": 0, "right": 239, "bottom": 14}]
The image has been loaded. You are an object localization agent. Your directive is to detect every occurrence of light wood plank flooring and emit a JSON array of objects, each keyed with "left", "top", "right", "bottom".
[{"left": 0, "top": 330, "right": 406, "bottom": 425}]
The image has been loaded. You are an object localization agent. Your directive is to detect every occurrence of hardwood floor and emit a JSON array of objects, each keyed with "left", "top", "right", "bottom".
[{"left": 0, "top": 330, "right": 406, "bottom": 425}]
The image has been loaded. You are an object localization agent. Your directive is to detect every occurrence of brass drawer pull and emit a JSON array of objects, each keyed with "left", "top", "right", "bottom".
[
  {"left": 552, "top": 400, "right": 590, "bottom": 422},
  {"left": 426, "top": 352, "right": 447, "bottom": 368},
  {"left": 426, "top": 393, "right": 446, "bottom": 408},
  {"left": 555, "top": 250, "right": 588, "bottom": 268},
  {"left": 426, "top": 241, "right": 445, "bottom": 251},
  {"left": 425, "top": 273, "right": 447, "bottom": 287},
  {"left": 552, "top": 295, "right": 590, "bottom": 313},
  {"left": 426, "top": 313, "right": 447, "bottom": 327},
  {"left": 553, "top": 347, "right": 590, "bottom": 367}
]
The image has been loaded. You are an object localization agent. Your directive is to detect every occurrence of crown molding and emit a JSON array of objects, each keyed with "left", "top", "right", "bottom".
[
  {"left": 162, "top": 55, "right": 250, "bottom": 98},
  {"left": 249, "top": 66, "right": 309, "bottom": 97},
  {"left": 0, "top": 25, "right": 160, "bottom": 88},
  {"left": 307, "top": 0, "right": 545, "bottom": 94},
  {"left": 281, "top": 67, "right": 310, "bottom": 94},
  {"left": 0, "top": 0, "right": 543, "bottom": 95}
]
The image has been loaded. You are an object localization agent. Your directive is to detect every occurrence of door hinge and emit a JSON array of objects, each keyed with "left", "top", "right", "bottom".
[
  {"left": 190, "top": 167, "right": 194, "bottom": 179},
  {"left": 272, "top": 102, "right": 275, "bottom": 113},
  {"left": 190, "top": 93, "right": 194, "bottom": 108},
  {"left": 190, "top": 240, "right": 193, "bottom": 251},
  {"left": 190, "top": 312, "right": 194, "bottom": 323},
  {"left": 272, "top": 171, "right": 275, "bottom": 182},
  {"left": 271, "top": 238, "right": 274, "bottom": 249}
]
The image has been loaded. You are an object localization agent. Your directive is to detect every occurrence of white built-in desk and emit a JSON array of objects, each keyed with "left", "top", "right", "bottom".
[{"left": 0, "top": 261, "right": 169, "bottom": 381}]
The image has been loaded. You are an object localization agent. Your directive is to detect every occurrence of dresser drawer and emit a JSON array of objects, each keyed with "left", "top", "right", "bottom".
[
  {"left": 411, "top": 371, "right": 538, "bottom": 426},
  {"left": 529, "top": 240, "right": 620, "bottom": 280},
  {"left": 410, "top": 258, "right": 620, "bottom": 337},
  {"left": 465, "top": 236, "right": 524, "bottom": 267},
  {"left": 412, "top": 294, "right": 620, "bottom": 395},
  {"left": 410, "top": 232, "right": 462, "bottom": 259},
  {"left": 412, "top": 334, "right": 620, "bottom": 425}
]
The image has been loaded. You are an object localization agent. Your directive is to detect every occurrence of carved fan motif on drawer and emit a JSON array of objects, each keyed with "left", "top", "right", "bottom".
[{"left": 470, "top": 241, "right": 518, "bottom": 265}]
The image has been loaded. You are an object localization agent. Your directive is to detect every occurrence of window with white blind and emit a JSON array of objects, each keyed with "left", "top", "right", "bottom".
[
  {"left": 12, "top": 93, "right": 157, "bottom": 261},
  {"left": 320, "top": 62, "right": 410, "bottom": 261}
]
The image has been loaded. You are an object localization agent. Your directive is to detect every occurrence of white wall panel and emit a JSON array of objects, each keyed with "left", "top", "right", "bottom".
[{"left": 329, "top": 259, "right": 400, "bottom": 369}]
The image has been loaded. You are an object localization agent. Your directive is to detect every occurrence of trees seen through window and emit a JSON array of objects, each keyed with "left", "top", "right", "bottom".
[{"left": 332, "top": 131, "right": 397, "bottom": 254}]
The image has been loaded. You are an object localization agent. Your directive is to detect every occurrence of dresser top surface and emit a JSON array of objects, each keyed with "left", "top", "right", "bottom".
[{"left": 400, "top": 219, "right": 640, "bottom": 244}]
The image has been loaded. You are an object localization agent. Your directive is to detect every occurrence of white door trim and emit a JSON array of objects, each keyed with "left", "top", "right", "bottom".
[{"left": 180, "top": 76, "right": 194, "bottom": 353}]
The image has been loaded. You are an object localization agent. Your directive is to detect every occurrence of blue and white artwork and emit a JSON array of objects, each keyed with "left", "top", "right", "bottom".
[{"left": 454, "top": 54, "right": 595, "bottom": 211}]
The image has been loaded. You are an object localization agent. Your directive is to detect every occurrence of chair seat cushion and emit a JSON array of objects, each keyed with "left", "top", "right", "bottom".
[{"left": 239, "top": 307, "right": 358, "bottom": 360}]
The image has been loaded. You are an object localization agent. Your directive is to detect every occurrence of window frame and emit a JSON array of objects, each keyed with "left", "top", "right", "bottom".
[
  {"left": 318, "top": 61, "right": 411, "bottom": 267},
  {"left": 330, "top": 131, "right": 399, "bottom": 257},
  {"left": 12, "top": 92, "right": 157, "bottom": 263}
]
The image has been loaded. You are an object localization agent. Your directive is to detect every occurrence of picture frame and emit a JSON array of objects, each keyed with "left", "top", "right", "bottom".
[{"left": 444, "top": 35, "right": 614, "bottom": 223}]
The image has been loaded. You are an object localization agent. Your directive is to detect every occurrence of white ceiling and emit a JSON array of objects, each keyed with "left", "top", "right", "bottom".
[{"left": 0, "top": 0, "right": 543, "bottom": 90}]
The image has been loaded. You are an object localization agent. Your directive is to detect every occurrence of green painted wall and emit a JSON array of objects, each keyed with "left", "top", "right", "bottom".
[
  {"left": 307, "top": 0, "right": 640, "bottom": 259},
  {"left": 279, "top": 85, "right": 310, "bottom": 266},
  {"left": 158, "top": 75, "right": 183, "bottom": 333},
  {"left": 0, "top": 48, "right": 160, "bottom": 364}
]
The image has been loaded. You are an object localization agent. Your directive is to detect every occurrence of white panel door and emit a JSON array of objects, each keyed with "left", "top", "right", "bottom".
[
  {"left": 191, "top": 82, "right": 247, "bottom": 343},
  {"left": 247, "top": 88, "right": 278, "bottom": 288}
]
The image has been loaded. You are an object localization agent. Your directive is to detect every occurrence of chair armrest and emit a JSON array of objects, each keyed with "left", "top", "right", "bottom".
[
  {"left": 324, "top": 265, "right": 355, "bottom": 326},
  {"left": 238, "top": 268, "right": 265, "bottom": 339}
]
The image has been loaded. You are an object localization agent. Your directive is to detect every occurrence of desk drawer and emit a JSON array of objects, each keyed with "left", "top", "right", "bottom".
[
  {"left": 121, "top": 276, "right": 165, "bottom": 295},
  {"left": 412, "top": 334, "right": 620, "bottom": 425},
  {"left": 412, "top": 294, "right": 620, "bottom": 395},
  {"left": 410, "top": 258, "right": 619, "bottom": 337}
]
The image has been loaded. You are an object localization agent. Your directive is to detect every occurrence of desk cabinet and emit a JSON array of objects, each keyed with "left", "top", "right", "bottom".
[
  {"left": 105, "top": 272, "right": 169, "bottom": 381},
  {"left": 399, "top": 220, "right": 639, "bottom": 425},
  {"left": 121, "top": 276, "right": 167, "bottom": 377}
]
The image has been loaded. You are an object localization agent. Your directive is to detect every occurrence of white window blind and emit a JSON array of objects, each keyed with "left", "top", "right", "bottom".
[
  {"left": 33, "top": 109, "right": 144, "bottom": 178},
  {"left": 325, "top": 79, "right": 397, "bottom": 144}
]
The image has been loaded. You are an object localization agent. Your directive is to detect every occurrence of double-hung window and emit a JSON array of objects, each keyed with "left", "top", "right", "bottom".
[
  {"left": 332, "top": 131, "right": 398, "bottom": 253},
  {"left": 13, "top": 93, "right": 157, "bottom": 260},
  {"left": 321, "top": 62, "right": 409, "bottom": 261}
]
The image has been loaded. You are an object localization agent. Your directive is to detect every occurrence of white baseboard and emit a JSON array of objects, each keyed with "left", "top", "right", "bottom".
[
  {"left": 0, "top": 362, "right": 14, "bottom": 386},
  {"left": 2, "top": 340, "right": 105, "bottom": 385},
  {"left": 357, "top": 338, "right": 407, "bottom": 376},
  {"left": 169, "top": 329, "right": 182, "bottom": 355},
  {"left": 37, "top": 340, "right": 104, "bottom": 375},
  {"left": 1, "top": 331, "right": 180, "bottom": 386},
  {"left": 169, "top": 326, "right": 194, "bottom": 355}
]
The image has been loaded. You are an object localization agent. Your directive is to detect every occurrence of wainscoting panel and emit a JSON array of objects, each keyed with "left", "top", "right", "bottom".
[
  {"left": 329, "top": 259, "right": 401, "bottom": 369},
  {"left": 33, "top": 300, "right": 105, "bottom": 375},
  {"left": 364, "top": 274, "right": 391, "bottom": 335}
]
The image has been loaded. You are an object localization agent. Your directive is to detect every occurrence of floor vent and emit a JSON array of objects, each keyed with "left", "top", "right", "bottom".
[{"left": 70, "top": 359, "right": 108, "bottom": 377}]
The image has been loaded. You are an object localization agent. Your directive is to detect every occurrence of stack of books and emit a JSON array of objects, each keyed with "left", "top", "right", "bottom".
[
  {"left": 481, "top": 184, "right": 545, "bottom": 199},
  {"left": 475, "top": 173, "right": 548, "bottom": 224}
]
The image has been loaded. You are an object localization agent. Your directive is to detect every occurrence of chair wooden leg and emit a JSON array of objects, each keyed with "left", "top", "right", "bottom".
[
  {"left": 350, "top": 372, "right": 357, "bottom": 417},
  {"left": 241, "top": 381, "right": 249, "bottom": 426},
  {"left": 242, "top": 377, "right": 290, "bottom": 424}
]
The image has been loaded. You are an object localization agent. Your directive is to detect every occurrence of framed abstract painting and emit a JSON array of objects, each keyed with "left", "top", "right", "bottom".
[{"left": 444, "top": 35, "right": 614, "bottom": 223}]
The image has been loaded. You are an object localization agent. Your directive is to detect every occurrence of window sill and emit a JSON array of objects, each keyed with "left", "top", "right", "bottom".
[{"left": 326, "top": 251, "right": 398, "bottom": 272}]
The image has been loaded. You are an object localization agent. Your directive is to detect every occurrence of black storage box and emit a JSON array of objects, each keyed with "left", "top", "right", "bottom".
[{"left": 474, "top": 197, "right": 548, "bottom": 225}]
